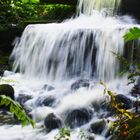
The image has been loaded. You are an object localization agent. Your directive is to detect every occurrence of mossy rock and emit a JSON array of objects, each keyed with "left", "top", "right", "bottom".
[
  {"left": 90, "top": 120, "right": 106, "bottom": 134},
  {"left": 0, "top": 84, "right": 14, "bottom": 100}
]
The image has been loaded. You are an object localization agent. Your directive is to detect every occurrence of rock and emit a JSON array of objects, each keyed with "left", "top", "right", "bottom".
[
  {"left": 115, "top": 94, "right": 133, "bottom": 109},
  {"left": 90, "top": 120, "right": 106, "bottom": 134},
  {"left": 131, "top": 77, "right": 140, "bottom": 97},
  {"left": 16, "top": 94, "right": 32, "bottom": 106},
  {"left": 87, "top": 135, "right": 95, "bottom": 140},
  {"left": 43, "top": 84, "right": 55, "bottom": 91},
  {"left": 36, "top": 96, "right": 55, "bottom": 107},
  {"left": 0, "top": 111, "right": 19, "bottom": 125},
  {"left": 65, "top": 108, "right": 92, "bottom": 128},
  {"left": 71, "top": 79, "right": 90, "bottom": 90},
  {"left": 44, "top": 113, "right": 62, "bottom": 132},
  {"left": 0, "top": 84, "right": 14, "bottom": 100}
]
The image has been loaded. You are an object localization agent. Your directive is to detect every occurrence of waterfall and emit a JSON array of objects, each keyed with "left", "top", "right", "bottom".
[
  {"left": 1, "top": 0, "right": 140, "bottom": 140},
  {"left": 11, "top": 13, "right": 135, "bottom": 82},
  {"left": 77, "top": 0, "right": 121, "bottom": 15},
  {"left": 11, "top": 16, "right": 129, "bottom": 81}
]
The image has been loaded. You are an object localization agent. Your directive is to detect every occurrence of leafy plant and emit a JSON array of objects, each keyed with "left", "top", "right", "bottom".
[
  {"left": 0, "top": 95, "right": 35, "bottom": 128},
  {"left": 55, "top": 127, "right": 71, "bottom": 140},
  {"left": 101, "top": 82, "right": 140, "bottom": 139},
  {"left": 124, "top": 27, "right": 140, "bottom": 41},
  {"left": 0, "top": 1, "right": 74, "bottom": 31},
  {"left": 101, "top": 82, "right": 134, "bottom": 120}
]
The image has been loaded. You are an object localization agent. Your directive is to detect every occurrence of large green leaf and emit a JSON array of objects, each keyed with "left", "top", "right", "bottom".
[{"left": 124, "top": 27, "right": 140, "bottom": 41}]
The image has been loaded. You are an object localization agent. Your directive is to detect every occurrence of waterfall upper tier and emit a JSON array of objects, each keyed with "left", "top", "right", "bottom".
[{"left": 77, "top": 0, "right": 121, "bottom": 15}]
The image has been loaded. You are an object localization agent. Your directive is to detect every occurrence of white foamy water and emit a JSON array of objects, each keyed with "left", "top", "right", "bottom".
[
  {"left": 0, "top": 0, "right": 140, "bottom": 140},
  {"left": 11, "top": 13, "right": 138, "bottom": 81}
]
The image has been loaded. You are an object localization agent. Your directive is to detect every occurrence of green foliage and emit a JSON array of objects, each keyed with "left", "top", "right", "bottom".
[
  {"left": 101, "top": 82, "right": 140, "bottom": 140},
  {"left": 0, "top": 95, "right": 35, "bottom": 128},
  {"left": 124, "top": 27, "right": 140, "bottom": 41},
  {"left": 101, "top": 82, "right": 134, "bottom": 120},
  {"left": 55, "top": 127, "right": 71, "bottom": 140},
  {"left": 113, "top": 27, "right": 140, "bottom": 84},
  {"left": 22, "top": 0, "right": 39, "bottom": 3},
  {"left": 0, "top": 1, "right": 74, "bottom": 31},
  {"left": 78, "top": 129, "right": 87, "bottom": 140}
]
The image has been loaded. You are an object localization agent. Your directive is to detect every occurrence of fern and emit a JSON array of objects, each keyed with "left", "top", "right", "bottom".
[
  {"left": 0, "top": 95, "right": 35, "bottom": 128},
  {"left": 124, "top": 27, "right": 140, "bottom": 41}
]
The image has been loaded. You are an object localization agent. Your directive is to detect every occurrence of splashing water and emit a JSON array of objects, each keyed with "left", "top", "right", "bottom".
[{"left": 1, "top": 0, "right": 140, "bottom": 140}]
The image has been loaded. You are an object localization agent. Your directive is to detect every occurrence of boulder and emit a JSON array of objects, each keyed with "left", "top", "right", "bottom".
[
  {"left": 0, "top": 84, "right": 14, "bottom": 100},
  {"left": 115, "top": 94, "right": 133, "bottom": 109},
  {"left": 44, "top": 113, "right": 62, "bottom": 132},
  {"left": 87, "top": 135, "right": 95, "bottom": 140},
  {"left": 36, "top": 96, "right": 55, "bottom": 107},
  {"left": 71, "top": 79, "right": 90, "bottom": 91},
  {"left": 90, "top": 120, "right": 106, "bottom": 134},
  {"left": 65, "top": 108, "right": 92, "bottom": 128},
  {"left": 16, "top": 94, "right": 32, "bottom": 106}
]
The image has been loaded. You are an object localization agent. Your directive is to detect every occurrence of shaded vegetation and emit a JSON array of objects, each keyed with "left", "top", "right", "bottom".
[
  {"left": 0, "top": 0, "right": 75, "bottom": 31},
  {"left": 0, "top": 95, "right": 35, "bottom": 127}
]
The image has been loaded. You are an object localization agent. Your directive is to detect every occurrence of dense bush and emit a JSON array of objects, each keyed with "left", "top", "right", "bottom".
[{"left": 0, "top": 0, "right": 75, "bottom": 30}]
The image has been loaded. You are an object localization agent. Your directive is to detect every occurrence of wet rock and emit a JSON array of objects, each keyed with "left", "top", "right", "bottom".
[
  {"left": 115, "top": 94, "right": 133, "bottom": 109},
  {"left": 91, "top": 100, "right": 106, "bottom": 112},
  {"left": 36, "top": 96, "right": 55, "bottom": 107},
  {"left": 131, "top": 77, "right": 140, "bottom": 97},
  {"left": 71, "top": 79, "right": 90, "bottom": 90},
  {"left": 90, "top": 120, "right": 106, "bottom": 134},
  {"left": 0, "top": 84, "right": 14, "bottom": 100},
  {"left": 65, "top": 108, "right": 92, "bottom": 128},
  {"left": 43, "top": 84, "right": 55, "bottom": 91},
  {"left": 87, "top": 135, "right": 95, "bottom": 140},
  {"left": 44, "top": 113, "right": 62, "bottom": 132},
  {"left": 16, "top": 94, "right": 32, "bottom": 106},
  {"left": 0, "top": 111, "right": 19, "bottom": 125}
]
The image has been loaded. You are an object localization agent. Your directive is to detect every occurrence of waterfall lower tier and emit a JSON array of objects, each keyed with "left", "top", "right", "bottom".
[{"left": 11, "top": 13, "right": 138, "bottom": 82}]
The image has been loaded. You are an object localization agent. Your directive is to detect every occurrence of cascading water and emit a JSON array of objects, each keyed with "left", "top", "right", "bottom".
[
  {"left": 0, "top": 0, "right": 140, "bottom": 140},
  {"left": 76, "top": 0, "right": 120, "bottom": 15}
]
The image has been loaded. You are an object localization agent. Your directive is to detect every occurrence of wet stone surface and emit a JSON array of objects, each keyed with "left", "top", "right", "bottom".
[{"left": 65, "top": 108, "right": 93, "bottom": 128}]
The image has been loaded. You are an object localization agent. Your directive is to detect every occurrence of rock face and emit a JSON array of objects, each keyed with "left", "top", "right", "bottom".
[
  {"left": 44, "top": 113, "right": 62, "bottom": 132},
  {"left": 115, "top": 94, "right": 133, "bottom": 109},
  {"left": 71, "top": 79, "right": 90, "bottom": 91},
  {"left": 90, "top": 120, "right": 106, "bottom": 135},
  {"left": 65, "top": 108, "right": 92, "bottom": 128},
  {"left": 0, "top": 84, "right": 14, "bottom": 100},
  {"left": 120, "top": 0, "right": 140, "bottom": 21}
]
